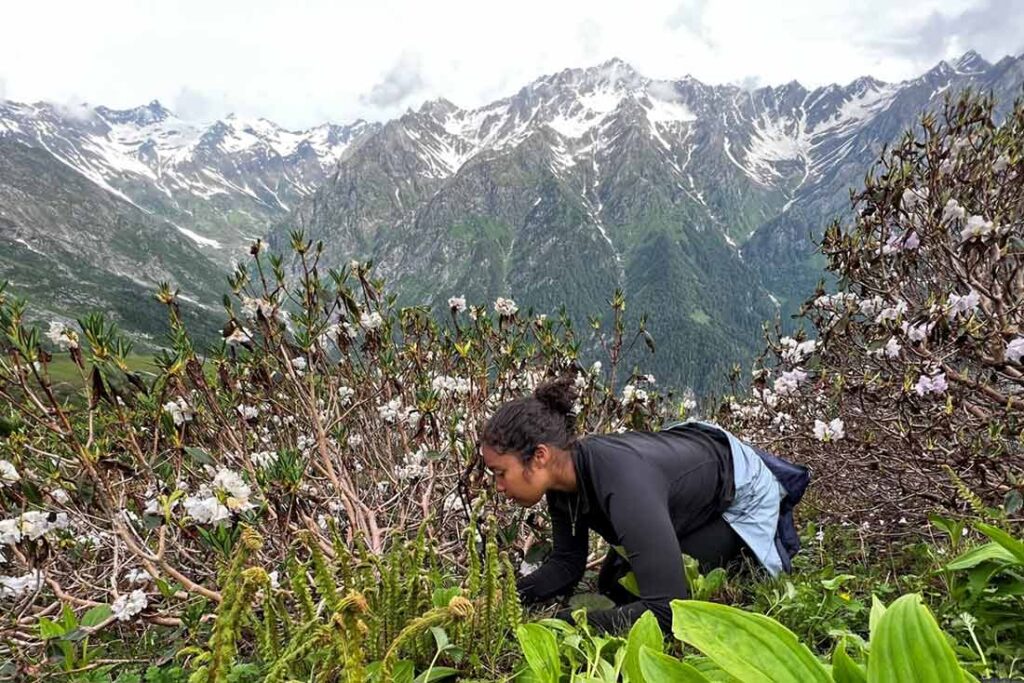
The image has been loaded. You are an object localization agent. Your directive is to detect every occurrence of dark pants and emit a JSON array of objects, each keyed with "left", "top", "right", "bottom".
[{"left": 597, "top": 515, "right": 750, "bottom": 604}]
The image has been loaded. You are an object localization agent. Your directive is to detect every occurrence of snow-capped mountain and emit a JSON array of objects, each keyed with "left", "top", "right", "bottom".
[
  {"left": 2, "top": 50, "right": 1021, "bottom": 387},
  {"left": 282, "top": 50, "right": 1024, "bottom": 390},
  {"left": 0, "top": 99, "right": 375, "bottom": 258}
]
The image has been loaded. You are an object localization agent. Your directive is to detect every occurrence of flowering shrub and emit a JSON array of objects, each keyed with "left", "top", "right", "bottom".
[
  {"left": 0, "top": 234, "right": 669, "bottom": 675},
  {"left": 719, "top": 90, "right": 1024, "bottom": 527}
]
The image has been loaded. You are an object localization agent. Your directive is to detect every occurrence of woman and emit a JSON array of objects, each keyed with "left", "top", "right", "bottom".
[{"left": 480, "top": 375, "right": 808, "bottom": 634}]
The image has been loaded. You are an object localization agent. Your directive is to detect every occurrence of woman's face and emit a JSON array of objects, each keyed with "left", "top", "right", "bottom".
[{"left": 481, "top": 444, "right": 546, "bottom": 507}]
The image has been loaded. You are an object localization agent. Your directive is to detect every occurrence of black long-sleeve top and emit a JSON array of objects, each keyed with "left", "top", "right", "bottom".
[{"left": 516, "top": 423, "right": 734, "bottom": 632}]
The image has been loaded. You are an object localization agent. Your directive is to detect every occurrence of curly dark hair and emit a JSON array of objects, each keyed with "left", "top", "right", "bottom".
[{"left": 480, "top": 375, "right": 579, "bottom": 463}]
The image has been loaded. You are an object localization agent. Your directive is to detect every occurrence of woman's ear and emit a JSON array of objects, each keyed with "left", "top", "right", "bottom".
[{"left": 531, "top": 443, "right": 551, "bottom": 469}]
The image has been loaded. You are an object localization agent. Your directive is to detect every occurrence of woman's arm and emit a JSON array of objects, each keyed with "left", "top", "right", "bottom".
[
  {"left": 516, "top": 491, "right": 589, "bottom": 603},
  {"left": 587, "top": 469, "right": 687, "bottom": 633}
]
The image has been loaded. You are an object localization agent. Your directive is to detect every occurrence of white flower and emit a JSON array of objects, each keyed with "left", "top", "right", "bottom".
[
  {"left": 163, "top": 397, "right": 194, "bottom": 426},
  {"left": 0, "top": 510, "right": 70, "bottom": 544},
  {"left": 901, "top": 321, "right": 934, "bottom": 343},
  {"left": 359, "top": 311, "right": 384, "bottom": 330},
  {"left": 942, "top": 199, "right": 966, "bottom": 225},
  {"left": 882, "top": 231, "right": 920, "bottom": 255},
  {"left": 780, "top": 337, "right": 816, "bottom": 363},
  {"left": 900, "top": 187, "right": 928, "bottom": 212},
  {"left": 250, "top": 450, "right": 278, "bottom": 469},
  {"left": 337, "top": 386, "right": 355, "bottom": 405},
  {"left": 681, "top": 397, "right": 697, "bottom": 411},
  {"left": 590, "top": 361, "right": 602, "bottom": 374},
  {"left": 914, "top": 372, "right": 948, "bottom": 397},
  {"left": 125, "top": 568, "right": 152, "bottom": 585},
  {"left": 493, "top": 297, "right": 519, "bottom": 317},
  {"left": 993, "top": 154, "right": 1010, "bottom": 173},
  {"left": 348, "top": 433, "right": 364, "bottom": 447},
  {"left": 377, "top": 398, "right": 404, "bottom": 423},
  {"left": 883, "top": 337, "right": 902, "bottom": 359},
  {"left": 0, "top": 460, "right": 19, "bottom": 486},
  {"left": 290, "top": 357, "right": 307, "bottom": 372},
  {"left": 182, "top": 493, "right": 231, "bottom": 525},
  {"left": 621, "top": 384, "right": 648, "bottom": 403},
  {"left": 1005, "top": 337, "right": 1024, "bottom": 363},
  {"left": 395, "top": 446, "right": 429, "bottom": 480},
  {"left": 45, "top": 321, "right": 79, "bottom": 350},
  {"left": 813, "top": 418, "right": 845, "bottom": 442},
  {"left": 431, "top": 375, "right": 471, "bottom": 396},
  {"left": 268, "top": 571, "right": 281, "bottom": 590},
  {"left": 447, "top": 296, "right": 467, "bottom": 312},
  {"left": 111, "top": 589, "right": 148, "bottom": 621},
  {"left": 342, "top": 322, "right": 359, "bottom": 339},
  {"left": 858, "top": 296, "right": 884, "bottom": 318},
  {"left": 49, "top": 488, "right": 70, "bottom": 504},
  {"left": 773, "top": 368, "right": 808, "bottom": 396},
  {"left": 1, "top": 570, "right": 43, "bottom": 598},
  {"left": 947, "top": 290, "right": 980, "bottom": 320},
  {"left": 960, "top": 215, "right": 995, "bottom": 242},
  {"left": 212, "top": 469, "right": 252, "bottom": 511},
  {"left": 875, "top": 300, "right": 908, "bottom": 324},
  {"left": 350, "top": 259, "right": 361, "bottom": 270},
  {"left": 236, "top": 404, "right": 259, "bottom": 420}
]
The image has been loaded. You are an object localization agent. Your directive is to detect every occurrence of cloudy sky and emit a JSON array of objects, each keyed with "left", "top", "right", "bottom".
[{"left": 1, "top": 0, "right": 1021, "bottom": 129}]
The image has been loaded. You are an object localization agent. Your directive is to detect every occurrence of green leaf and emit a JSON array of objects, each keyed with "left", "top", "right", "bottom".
[
  {"left": 869, "top": 596, "right": 887, "bottom": 639},
  {"left": 38, "top": 616, "right": 65, "bottom": 640},
  {"left": 623, "top": 611, "right": 663, "bottom": 682},
  {"left": 618, "top": 571, "right": 641, "bottom": 597},
  {"left": 391, "top": 660, "right": 415, "bottom": 683},
  {"left": 183, "top": 446, "right": 214, "bottom": 466},
  {"left": 80, "top": 605, "right": 113, "bottom": 628},
  {"left": 569, "top": 592, "right": 616, "bottom": 611},
  {"left": 975, "top": 523, "right": 1024, "bottom": 565},
  {"left": 414, "top": 666, "right": 459, "bottom": 682},
  {"left": 516, "top": 623, "right": 561, "bottom": 683},
  {"left": 945, "top": 542, "right": 1016, "bottom": 571},
  {"left": 428, "top": 625, "right": 449, "bottom": 652},
  {"left": 638, "top": 646, "right": 710, "bottom": 682},
  {"left": 866, "top": 594, "right": 963, "bottom": 683},
  {"left": 832, "top": 638, "right": 867, "bottom": 683},
  {"left": 670, "top": 600, "right": 831, "bottom": 683},
  {"left": 821, "top": 574, "right": 856, "bottom": 591}
]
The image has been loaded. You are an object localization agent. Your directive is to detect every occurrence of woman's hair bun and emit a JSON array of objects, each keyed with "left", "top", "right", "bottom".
[{"left": 533, "top": 375, "right": 578, "bottom": 416}]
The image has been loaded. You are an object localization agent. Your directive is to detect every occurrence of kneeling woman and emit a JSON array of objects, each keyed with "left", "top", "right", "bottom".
[{"left": 480, "top": 376, "right": 807, "bottom": 634}]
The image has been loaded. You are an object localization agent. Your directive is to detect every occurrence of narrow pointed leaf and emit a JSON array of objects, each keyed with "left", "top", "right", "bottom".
[{"left": 832, "top": 638, "right": 867, "bottom": 683}]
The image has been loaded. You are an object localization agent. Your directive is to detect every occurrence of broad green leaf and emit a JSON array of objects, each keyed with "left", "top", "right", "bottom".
[
  {"left": 867, "top": 594, "right": 962, "bottom": 683},
  {"left": 869, "top": 596, "right": 886, "bottom": 638},
  {"left": 623, "top": 611, "right": 663, "bottom": 682},
  {"left": 81, "top": 604, "right": 113, "bottom": 628},
  {"left": 429, "top": 626, "right": 449, "bottom": 651},
  {"left": 638, "top": 646, "right": 711, "bottom": 682},
  {"left": 975, "top": 523, "right": 1024, "bottom": 565},
  {"left": 670, "top": 600, "right": 831, "bottom": 683},
  {"left": 832, "top": 638, "right": 867, "bottom": 683},
  {"left": 945, "top": 542, "right": 1016, "bottom": 571},
  {"left": 516, "top": 623, "right": 561, "bottom": 683},
  {"left": 414, "top": 666, "right": 459, "bottom": 682}
]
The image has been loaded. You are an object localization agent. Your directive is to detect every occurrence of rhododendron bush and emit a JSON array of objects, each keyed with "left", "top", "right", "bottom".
[
  {"left": 0, "top": 238, "right": 670, "bottom": 671},
  {"left": 720, "top": 91, "right": 1024, "bottom": 526}
]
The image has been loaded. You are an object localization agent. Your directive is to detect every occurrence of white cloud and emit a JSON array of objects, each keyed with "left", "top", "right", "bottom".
[{"left": 0, "top": 0, "right": 1018, "bottom": 128}]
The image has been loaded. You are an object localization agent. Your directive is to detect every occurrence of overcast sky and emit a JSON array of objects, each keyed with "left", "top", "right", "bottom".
[{"left": 1, "top": 0, "right": 1021, "bottom": 129}]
